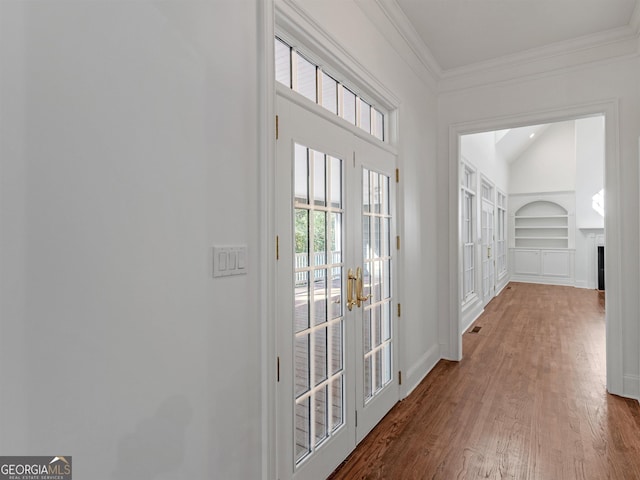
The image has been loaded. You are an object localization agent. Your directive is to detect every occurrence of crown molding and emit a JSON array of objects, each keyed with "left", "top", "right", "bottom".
[
  {"left": 441, "top": 25, "right": 638, "bottom": 80},
  {"left": 439, "top": 26, "right": 639, "bottom": 93},
  {"left": 360, "top": 0, "right": 640, "bottom": 93},
  {"left": 361, "top": 0, "right": 441, "bottom": 83}
]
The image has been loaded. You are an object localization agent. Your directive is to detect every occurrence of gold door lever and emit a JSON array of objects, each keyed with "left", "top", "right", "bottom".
[
  {"left": 355, "top": 267, "right": 371, "bottom": 307},
  {"left": 347, "top": 268, "right": 358, "bottom": 311}
]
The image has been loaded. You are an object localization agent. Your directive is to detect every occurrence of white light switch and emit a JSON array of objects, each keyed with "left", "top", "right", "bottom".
[
  {"left": 218, "top": 252, "right": 228, "bottom": 271},
  {"left": 213, "top": 245, "right": 248, "bottom": 277}
]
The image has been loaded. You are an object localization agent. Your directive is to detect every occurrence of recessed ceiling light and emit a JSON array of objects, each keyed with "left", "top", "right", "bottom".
[{"left": 529, "top": 133, "right": 535, "bottom": 139}]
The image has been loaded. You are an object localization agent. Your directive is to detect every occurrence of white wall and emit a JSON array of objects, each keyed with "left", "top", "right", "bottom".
[
  {"left": 1, "top": 1, "right": 262, "bottom": 478},
  {"left": 575, "top": 116, "right": 605, "bottom": 288},
  {"left": 576, "top": 116, "right": 605, "bottom": 229},
  {"left": 288, "top": 0, "right": 441, "bottom": 394},
  {"left": 439, "top": 56, "right": 640, "bottom": 397},
  {"left": 509, "top": 120, "right": 576, "bottom": 194},
  {"left": 461, "top": 132, "right": 508, "bottom": 193}
]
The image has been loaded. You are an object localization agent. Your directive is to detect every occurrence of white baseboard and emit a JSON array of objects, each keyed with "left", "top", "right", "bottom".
[
  {"left": 623, "top": 374, "right": 640, "bottom": 400},
  {"left": 461, "top": 303, "right": 483, "bottom": 334},
  {"left": 402, "top": 343, "right": 441, "bottom": 399},
  {"left": 495, "top": 281, "right": 509, "bottom": 296},
  {"left": 510, "top": 274, "right": 574, "bottom": 286}
]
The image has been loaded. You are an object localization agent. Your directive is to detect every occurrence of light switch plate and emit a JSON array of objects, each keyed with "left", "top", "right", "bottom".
[{"left": 213, "top": 245, "right": 248, "bottom": 277}]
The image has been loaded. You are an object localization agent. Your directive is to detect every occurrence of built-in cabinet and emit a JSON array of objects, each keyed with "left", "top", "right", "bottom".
[{"left": 509, "top": 194, "right": 575, "bottom": 285}]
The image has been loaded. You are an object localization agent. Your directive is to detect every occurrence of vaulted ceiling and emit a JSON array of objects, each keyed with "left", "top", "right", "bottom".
[{"left": 392, "top": 0, "right": 639, "bottom": 72}]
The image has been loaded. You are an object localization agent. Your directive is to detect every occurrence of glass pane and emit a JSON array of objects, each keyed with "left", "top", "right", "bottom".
[
  {"left": 373, "top": 260, "right": 382, "bottom": 301},
  {"left": 321, "top": 72, "right": 338, "bottom": 114},
  {"left": 313, "top": 151, "right": 326, "bottom": 206},
  {"left": 329, "top": 156, "right": 342, "bottom": 208},
  {"left": 363, "top": 169, "right": 370, "bottom": 213},
  {"left": 294, "top": 271, "right": 309, "bottom": 333},
  {"left": 373, "top": 305, "right": 381, "bottom": 347},
  {"left": 275, "top": 38, "right": 291, "bottom": 87},
  {"left": 364, "top": 354, "right": 372, "bottom": 400},
  {"left": 375, "top": 350, "right": 383, "bottom": 393},
  {"left": 295, "top": 334, "right": 310, "bottom": 397},
  {"left": 342, "top": 88, "right": 356, "bottom": 125},
  {"left": 314, "top": 385, "right": 328, "bottom": 446},
  {"left": 373, "top": 172, "right": 380, "bottom": 213},
  {"left": 383, "top": 218, "right": 391, "bottom": 257},
  {"left": 313, "top": 211, "right": 326, "bottom": 263},
  {"left": 359, "top": 99, "right": 371, "bottom": 133},
  {"left": 314, "top": 327, "right": 327, "bottom": 385},
  {"left": 374, "top": 216, "right": 381, "bottom": 257},
  {"left": 363, "top": 308, "right": 372, "bottom": 353},
  {"left": 295, "top": 52, "right": 317, "bottom": 102},
  {"left": 313, "top": 269, "right": 327, "bottom": 326},
  {"left": 330, "top": 268, "right": 342, "bottom": 320},
  {"left": 295, "top": 397, "right": 310, "bottom": 463},
  {"left": 383, "top": 260, "right": 391, "bottom": 299},
  {"left": 362, "top": 216, "right": 371, "bottom": 260},
  {"left": 373, "top": 108, "right": 384, "bottom": 140},
  {"left": 329, "top": 213, "right": 342, "bottom": 264},
  {"left": 295, "top": 209, "right": 309, "bottom": 266},
  {"left": 382, "top": 344, "right": 392, "bottom": 384},
  {"left": 294, "top": 144, "right": 308, "bottom": 203},
  {"left": 382, "top": 303, "right": 391, "bottom": 341},
  {"left": 330, "top": 320, "right": 343, "bottom": 374},
  {"left": 362, "top": 262, "right": 371, "bottom": 299},
  {"left": 331, "top": 377, "right": 343, "bottom": 431},
  {"left": 382, "top": 175, "right": 389, "bottom": 215}
]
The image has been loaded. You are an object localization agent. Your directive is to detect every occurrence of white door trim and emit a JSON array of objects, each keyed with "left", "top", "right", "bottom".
[
  {"left": 258, "top": 2, "right": 277, "bottom": 480},
  {"left": 447, "top": 99, "right": 623, "bottom": 398}
]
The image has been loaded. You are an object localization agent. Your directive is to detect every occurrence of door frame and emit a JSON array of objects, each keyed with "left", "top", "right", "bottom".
[
  {"left": 273, "top": 87, "right": 400, "bottom": 480},
  {"left": 447, "top": 101, "right": 623, "bottom": 399}
]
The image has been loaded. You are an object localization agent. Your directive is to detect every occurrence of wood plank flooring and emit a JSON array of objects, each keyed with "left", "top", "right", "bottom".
[{"left": 329, "top": 282, "right": 640, "bottom": 480}]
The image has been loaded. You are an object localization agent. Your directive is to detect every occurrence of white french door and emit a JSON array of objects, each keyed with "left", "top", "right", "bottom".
[
  {"left": 481, "top": 200, "right": 495, "bottom": 306},
  {"left": 276, "top": 94, "right": 397, "bottom": 480}
]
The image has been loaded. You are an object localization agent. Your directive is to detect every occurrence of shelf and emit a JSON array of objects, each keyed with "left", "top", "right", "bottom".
[
  {"left": 515, "top": 226, "right": 568, "bottom": 229},
  {"left": 515, "top": 236, "right": 569, "bottom": 240},
  {"left": 514, "top": 201, "right": 570, "bottom": 249},
  {"left": 515, "top": 215, "right": 568, "bottom": 219}
]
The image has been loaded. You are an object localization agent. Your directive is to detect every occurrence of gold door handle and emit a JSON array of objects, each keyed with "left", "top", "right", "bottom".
[
  {"left": 356, "top": 267, "right": 371, "bottom": 307},
  {"left": 347, "top": 268, "right": 358, "bottom": 311}
]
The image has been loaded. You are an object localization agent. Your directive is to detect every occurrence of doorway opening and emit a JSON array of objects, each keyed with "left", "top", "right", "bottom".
[
  {"left": 458, "top": 116, "right": 606, "bottom": 333},
  {"left": 454, "top": 112, "right": 610, "bottom": 375}
]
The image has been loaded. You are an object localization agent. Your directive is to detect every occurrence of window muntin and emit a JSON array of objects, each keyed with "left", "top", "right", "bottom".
[
  {"left": 496, "top": 191, "right": 507, "bottom": 276},
  {"left": 275, "top": 37, "right": 385, "bottom": 142},
  {"left": 461, "top": 165, "right": 476, "bottom": 301}
]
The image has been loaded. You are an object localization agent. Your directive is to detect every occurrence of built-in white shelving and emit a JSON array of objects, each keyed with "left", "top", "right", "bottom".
[
  {"left": 514, "top": 203, "right": 569, "bottom": 249},
  {"left": 509, "top": 197, "right": 575, "bottom": 286}
]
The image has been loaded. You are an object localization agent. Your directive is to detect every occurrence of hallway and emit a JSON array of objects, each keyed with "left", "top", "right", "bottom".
[{"left": 330, "top": 283, "right": 640, "bottom": 479}]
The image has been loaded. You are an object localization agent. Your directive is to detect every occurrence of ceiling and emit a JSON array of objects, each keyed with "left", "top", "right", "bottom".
[
  {"left": 495, "top": 123, "right": 551, "bottom": 163},
  {"left": 395, "top": 0, "right": 639, "bottom": 71}
]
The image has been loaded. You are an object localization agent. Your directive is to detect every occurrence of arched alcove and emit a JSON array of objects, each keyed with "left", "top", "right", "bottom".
[{"left": 514, "top": 201, "right": 569, "bottom": 249}]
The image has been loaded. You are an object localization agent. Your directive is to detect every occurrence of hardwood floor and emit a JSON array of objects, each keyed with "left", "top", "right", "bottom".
[{"left": 329, "top": 283, "right": 640, "bottom": 480}]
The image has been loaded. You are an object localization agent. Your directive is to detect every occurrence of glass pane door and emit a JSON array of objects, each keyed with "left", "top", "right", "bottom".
[
  {"left": 276, "top": 94, "right": 397, "bottom": 479},
  {"left": 361, "top": 169, "right": 393, "bottom": 402},
  {"left": 482, "top": 201, "right": 495, "bottom": 305},
  {"left": 293, "top": 144, "right": 345, "bottom": 464},
  {"left": 352, "top": 136, "right": 397, "bottom": 444}
]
